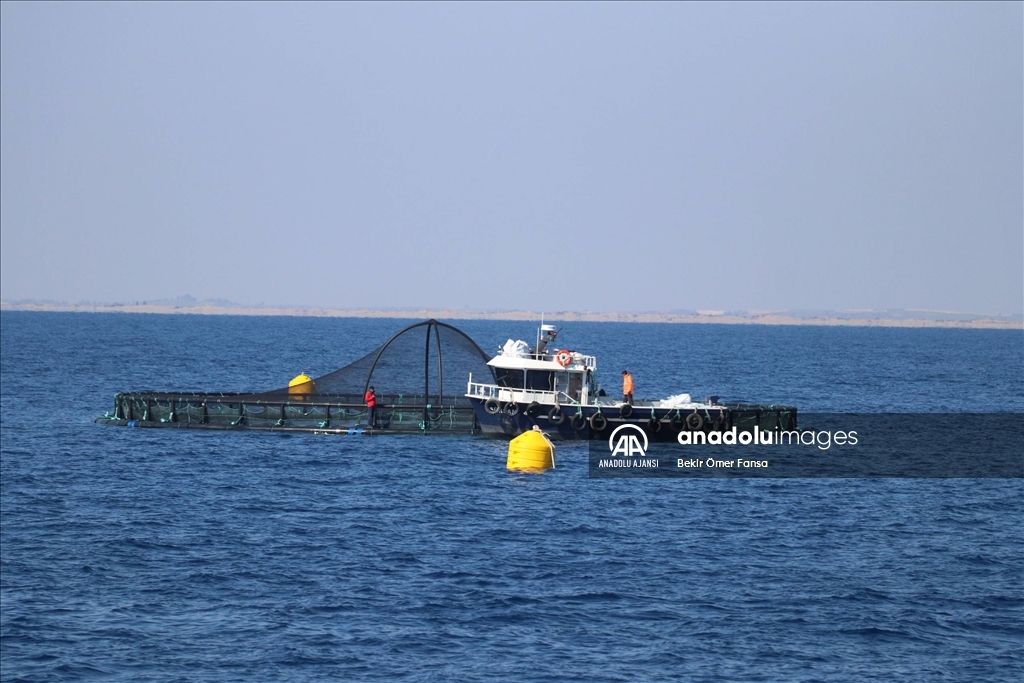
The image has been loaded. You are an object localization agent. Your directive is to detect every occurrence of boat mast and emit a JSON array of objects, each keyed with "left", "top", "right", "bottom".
[{"left": 536, "top": 313, "right": 543, "bottom": 359}]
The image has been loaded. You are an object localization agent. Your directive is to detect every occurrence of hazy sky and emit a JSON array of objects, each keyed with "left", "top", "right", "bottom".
[{"left": 2, "top": 2, "right": 1021, "bottom": 314}]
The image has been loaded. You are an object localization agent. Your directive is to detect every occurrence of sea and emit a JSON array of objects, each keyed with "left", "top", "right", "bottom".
[{"left": 1, "top": 311, "right": 1022, "bottom": 682}]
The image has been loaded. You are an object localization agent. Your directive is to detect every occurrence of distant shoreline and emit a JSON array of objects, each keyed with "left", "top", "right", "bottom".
[{"left": 2, "top": 302, "right": 1020, "bottom": 329}]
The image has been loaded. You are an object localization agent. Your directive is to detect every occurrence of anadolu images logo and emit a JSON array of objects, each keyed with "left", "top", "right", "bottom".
[{"left": 608, "top": 424, "right": 648, "bottom": 457}]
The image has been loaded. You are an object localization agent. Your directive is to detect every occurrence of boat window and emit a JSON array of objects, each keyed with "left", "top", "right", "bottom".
[
  {"left": 524, "top": 370, "right": 554, "bottom": 391},
  {"left": 567, "top": 372, "right": 583, "bottom": 401},
  {"left": 494, "top": 367, "right": 525, "bottom": 388}
]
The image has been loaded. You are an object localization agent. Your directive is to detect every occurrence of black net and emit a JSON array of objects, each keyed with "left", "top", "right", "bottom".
[
  {"left": 254, "top": 319, "right": 495, "bottom": 404},
  {"left": 102, "top": 320, "right": 497, "bottom": 433}
]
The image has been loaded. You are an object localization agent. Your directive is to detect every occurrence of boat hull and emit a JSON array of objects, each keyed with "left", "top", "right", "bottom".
[{"left": 469, "top": 398, "right": 797, "bottom": 441}]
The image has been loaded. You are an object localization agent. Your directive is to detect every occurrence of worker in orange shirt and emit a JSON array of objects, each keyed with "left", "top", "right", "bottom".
[
  {"left": 364, "top": 385, "right": 377, "bottom": 427},
  {"left": 621, "top": 370, "right": 634, "bottom": 407}
]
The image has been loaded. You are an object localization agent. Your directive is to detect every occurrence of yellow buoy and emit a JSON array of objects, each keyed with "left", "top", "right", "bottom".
[
  {"left": 507, "top": 426, "right": 555, "bottom": 471},
  {"left": 288, "top": 373, "right": 315, "bottom": 395}
]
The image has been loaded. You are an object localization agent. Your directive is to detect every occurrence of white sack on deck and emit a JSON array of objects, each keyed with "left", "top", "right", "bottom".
[{"left": 501, "top": 339, "right": 531, "bottom": 357}]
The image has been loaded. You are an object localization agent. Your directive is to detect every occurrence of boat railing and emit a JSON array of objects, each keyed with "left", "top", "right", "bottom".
[
  {"left": 466, "top": 380, "right": 580, "bottom": 406},
  {"left": 498, "top": 351, "right": 598, "bottom": 370},
  {"left": 567, "top": 352, "right": 598, "bottom": 369},
  {"left": 542, "top": 351, "right": 598, "bottom": 369}
]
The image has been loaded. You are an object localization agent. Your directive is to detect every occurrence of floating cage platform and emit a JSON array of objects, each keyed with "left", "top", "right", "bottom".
[{"left": 95, "top": 320, "right": 494, "bottom": 435}]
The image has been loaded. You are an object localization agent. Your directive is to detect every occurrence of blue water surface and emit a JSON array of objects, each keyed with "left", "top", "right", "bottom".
[{"left": 1, "top": 311, "right": 1022, "bottom": 682}]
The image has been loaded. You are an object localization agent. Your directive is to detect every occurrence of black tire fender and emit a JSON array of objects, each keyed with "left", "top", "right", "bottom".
[
  {"left": 686, "top": 412, "right": 704, "bottom": 430},
  {"left": 589, "top": 412, "right": 608, "bottom": 431},
  {"left": 484, "top": 398, "right": 501, "bottom": 415},
  {"left": 548, "top": 405, "right": 565, "bottom": 425}
]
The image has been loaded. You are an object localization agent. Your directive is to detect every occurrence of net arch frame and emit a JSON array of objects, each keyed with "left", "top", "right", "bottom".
[{"left": 361, "top": 319, "right": 495, "bottom": 406}]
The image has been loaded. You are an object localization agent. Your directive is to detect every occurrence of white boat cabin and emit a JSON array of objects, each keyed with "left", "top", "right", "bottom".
[{"left": 466, "top": 325, "right": 599, "bottom": 407}]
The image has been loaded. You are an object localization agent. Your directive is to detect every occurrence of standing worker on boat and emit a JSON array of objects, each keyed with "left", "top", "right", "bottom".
[
  {"left": 365, "top": 386, "right": 377, "bottom": 427},
  {"left": 622, "top": 371, "right": 634, "bottom": 407}
]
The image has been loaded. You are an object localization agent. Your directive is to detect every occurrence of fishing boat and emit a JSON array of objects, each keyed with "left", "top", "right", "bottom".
[{"left": 466, "top": 324, "right": 797, "bottom": 440}]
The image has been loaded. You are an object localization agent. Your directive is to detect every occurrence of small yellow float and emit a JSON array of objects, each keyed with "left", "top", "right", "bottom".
[{"left": 287, "top": 373, "right": 315, "bottom": 396}]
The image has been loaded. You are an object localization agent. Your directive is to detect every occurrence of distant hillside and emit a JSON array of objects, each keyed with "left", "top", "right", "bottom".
[{"left": 2, "top": 298, "right": 1020, "bottom": 329}]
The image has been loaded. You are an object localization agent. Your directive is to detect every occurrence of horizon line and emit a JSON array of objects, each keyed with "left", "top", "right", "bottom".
[{"left": 1, "top": 301, "right": 1020, "bottom": 330}]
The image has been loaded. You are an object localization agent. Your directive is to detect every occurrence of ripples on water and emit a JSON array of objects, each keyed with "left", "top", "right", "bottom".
[{"left": 2, "top": 312, "right": 1022, "bottom": 681}]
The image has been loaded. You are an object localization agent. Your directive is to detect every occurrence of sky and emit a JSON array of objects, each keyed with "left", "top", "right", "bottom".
[{"left": 1, "top": 2, "right": 1021, "bottom": 315}]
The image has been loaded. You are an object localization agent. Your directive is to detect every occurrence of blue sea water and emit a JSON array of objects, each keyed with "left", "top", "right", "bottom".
[{"left": 1, "top": 311, "right": 1022, "bottom": 682}]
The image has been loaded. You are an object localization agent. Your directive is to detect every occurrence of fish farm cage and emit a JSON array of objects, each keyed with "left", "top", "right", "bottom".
[{"left": 95, "top": 319, "right": 496, "bottom": 435}]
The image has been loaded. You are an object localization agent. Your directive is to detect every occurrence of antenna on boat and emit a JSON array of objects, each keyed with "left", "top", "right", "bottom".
[{"left": 536, "top": 313, "right": 543, "bottom": 359}]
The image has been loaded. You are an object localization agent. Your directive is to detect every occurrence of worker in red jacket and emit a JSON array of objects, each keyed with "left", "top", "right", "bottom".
[
  {"left": 365, "top": 386, "right": 377, "bottom": 427},
  {"left": 622, "top": 371, "right": 634, "bottom": 406}
]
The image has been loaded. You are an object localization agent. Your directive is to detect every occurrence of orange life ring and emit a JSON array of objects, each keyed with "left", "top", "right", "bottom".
[{"left": 555, "top": 350, "right": 573, "bottom": 367}]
